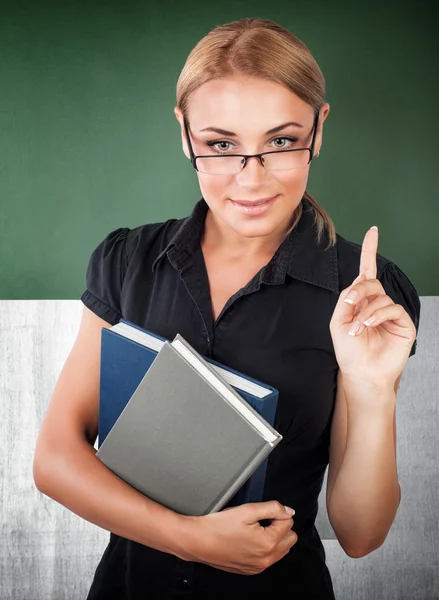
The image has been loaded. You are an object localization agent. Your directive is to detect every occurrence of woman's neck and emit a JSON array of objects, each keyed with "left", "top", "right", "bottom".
[{"left": 202, "top": 208, "right": 290, "bottom": 261}]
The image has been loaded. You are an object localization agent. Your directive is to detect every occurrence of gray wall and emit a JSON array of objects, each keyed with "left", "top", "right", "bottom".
[{"left": 1, "top": 299, "right": 437, "bottom": 599}]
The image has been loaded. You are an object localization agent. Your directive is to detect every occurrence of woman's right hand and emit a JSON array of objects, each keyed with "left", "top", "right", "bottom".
[{"left": 179, "top": 500, "right": 298, "bottom": 575}]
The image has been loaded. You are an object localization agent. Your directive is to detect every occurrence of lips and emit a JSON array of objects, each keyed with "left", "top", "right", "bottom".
[
  {"left": 231, "top": 195, "right": 277, "bottom": 205},
  {"left": 230, "top": 194, "right": 278, "bottom": 215}
]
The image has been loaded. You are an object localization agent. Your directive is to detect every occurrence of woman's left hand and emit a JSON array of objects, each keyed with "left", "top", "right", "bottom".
[{"left": 330, "top": 227, "right": 417, "bottom": 389}]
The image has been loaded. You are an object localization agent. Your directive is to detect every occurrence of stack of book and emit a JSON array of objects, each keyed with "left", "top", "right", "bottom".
[{"left": 96, "top": 320, "right": 282, "bottom": 516}]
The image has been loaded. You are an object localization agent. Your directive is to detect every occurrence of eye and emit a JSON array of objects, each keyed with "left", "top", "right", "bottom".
[
  {"left": 271, "top": 136, "right": 299, "bottom": 149},
  {"left": 205, "top": 140, "right": 234, "bottom": 154}
]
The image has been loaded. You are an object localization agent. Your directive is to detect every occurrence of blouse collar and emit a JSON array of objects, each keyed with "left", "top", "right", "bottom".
[{"left": 152, "top": 196, "right": 339, "bottom": 294}]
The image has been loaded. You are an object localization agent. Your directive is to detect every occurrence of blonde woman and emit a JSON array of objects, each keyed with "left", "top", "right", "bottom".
[{"left": 33, "top": 18, "right": 420, "bottom": 599}]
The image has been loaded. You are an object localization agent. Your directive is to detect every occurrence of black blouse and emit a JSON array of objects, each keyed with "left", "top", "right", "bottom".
[{"left": 81, "top": 197, "right": 420, "bottom": 600}]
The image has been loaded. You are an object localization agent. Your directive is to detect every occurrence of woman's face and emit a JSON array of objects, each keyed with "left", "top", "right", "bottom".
[{"left": 175, "top": 76, "right": 329, "bottom": 243}]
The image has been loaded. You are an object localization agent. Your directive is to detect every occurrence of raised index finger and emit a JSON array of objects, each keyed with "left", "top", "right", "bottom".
[{"left": 359, "top": 226, "right": 378, "bottom": 280}]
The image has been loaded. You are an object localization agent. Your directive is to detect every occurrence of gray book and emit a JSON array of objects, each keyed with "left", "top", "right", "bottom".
[{"left": 96, "top": 333, "right": 282, "bottom": 516}]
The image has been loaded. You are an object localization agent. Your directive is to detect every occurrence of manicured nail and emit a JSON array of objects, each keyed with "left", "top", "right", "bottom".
[
  {"left": 348, "top": 321, "right": 361, "bottom": 336},
  {"left": 363, "top": 316, "right": 376, "bottom": 326},
  {"left": 344, "top": 290, "right": 358, "bottom": 304},
  {"left": 284, "top": 506, "right": 295, "bottom": 515},
  {"left": 370, "top": 226, "right": 378, "bottom": 231}
]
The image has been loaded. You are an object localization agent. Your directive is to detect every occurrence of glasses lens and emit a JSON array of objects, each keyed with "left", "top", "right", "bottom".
[
  {"left": 263, "top": 149, "right": 310, "bottom": 171},
  {"left": 196, "top": 155, "right": 244, "bottom": 174},
  {"left": 196, "top": 150, "right": 311, "bottom": 174}
]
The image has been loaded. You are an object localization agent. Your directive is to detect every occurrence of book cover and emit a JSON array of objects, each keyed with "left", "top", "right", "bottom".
[
  {"left": 97, "top": 341, "right": 281, "bottom": 516},
  {"left": 99, "top": 321, "right": 280, "bottom": 506}
]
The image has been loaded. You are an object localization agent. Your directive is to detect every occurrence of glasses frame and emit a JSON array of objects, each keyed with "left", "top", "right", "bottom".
[{"left": 182, "top": 111, "right": 320, "bottom": 174}]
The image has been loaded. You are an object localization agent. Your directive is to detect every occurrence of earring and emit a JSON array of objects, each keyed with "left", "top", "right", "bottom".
[{"left": 315, "top": 151, "right": 320, "bottom": 158}]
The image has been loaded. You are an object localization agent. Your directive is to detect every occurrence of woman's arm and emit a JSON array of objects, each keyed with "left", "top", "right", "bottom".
[
  {"left": 327, "top": 226, "right": 417, "bottom": 558},
  {"left": 33, "top": 306, "right": 193, "bottom": 560},
  {"left": 326, "top": 370, "right": 402, "bottom": 558},
  {"left": 33, "top": 306, "right": 298, "bottom": 576}
]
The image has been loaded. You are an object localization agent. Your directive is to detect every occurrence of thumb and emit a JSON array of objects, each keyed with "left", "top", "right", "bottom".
[
  {"left": 332, "top": 272, "right": 367, "bottom": 327},
  {"left": 351, "top": 272, "right": 366, "bottom": 286},
  {"left": 241, "top": 501, "right": 295, "bottom": 525}
]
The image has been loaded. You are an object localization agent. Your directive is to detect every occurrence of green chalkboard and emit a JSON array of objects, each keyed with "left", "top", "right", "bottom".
[{"left": 1, "top": 0, "right": 437, "bottom": 298}]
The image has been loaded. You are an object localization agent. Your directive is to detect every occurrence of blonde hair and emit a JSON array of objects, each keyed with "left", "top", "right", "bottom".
[{"left": 176, "top": 17, "right": 336, "bottom": 246}]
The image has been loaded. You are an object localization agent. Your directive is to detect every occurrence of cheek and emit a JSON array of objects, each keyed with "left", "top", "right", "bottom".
[
  {"left": 197, "top": 167, "right": 311, "bottom": 202},
  {"left": 277, "top": 168, "right": 310, "bottom": 193},
  {"left": 197, "top": 173, "right": 234, "bottom": 200}
]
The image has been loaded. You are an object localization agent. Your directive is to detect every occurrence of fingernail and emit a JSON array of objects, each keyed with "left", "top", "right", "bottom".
[
  {"left": 370, "top": 226, "right": 378, "bottom": 231},
  {"left": 348, "top": 321, "right": 361, "bottom": 336},
  {"left": 344, "top": 290, "right": 358, "bottom": 304},
  {"left": 284, "top": 506, "right": 295, "bottom": 516},
  {"left": 363, "top": 316, "right": 376, "bottom": 326}
]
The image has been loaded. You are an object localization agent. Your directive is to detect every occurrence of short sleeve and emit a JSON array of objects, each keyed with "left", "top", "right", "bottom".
[
  {"left": 378, "top": 262, "right": 421, "bottom": 357},
  {"left": 80, "top": 227, "right": 130, "bottom": 325}
]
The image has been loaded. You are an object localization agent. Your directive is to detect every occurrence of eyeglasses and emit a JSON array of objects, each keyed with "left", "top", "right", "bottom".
[{"left": 183, "top": 112, "right": 320, "bottom": 175}]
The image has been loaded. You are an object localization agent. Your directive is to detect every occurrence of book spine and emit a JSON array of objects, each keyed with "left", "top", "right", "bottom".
[{"left": 206, "top": 442, "right": 274, "bottom": 514}]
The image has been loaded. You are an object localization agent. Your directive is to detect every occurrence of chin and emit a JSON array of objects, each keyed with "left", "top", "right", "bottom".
[
  {"left": 225, "top": 201, "right": 290, "bottom": 236},
  {"left": 227, "top": 215, "right": 285, "bottom": 239}
]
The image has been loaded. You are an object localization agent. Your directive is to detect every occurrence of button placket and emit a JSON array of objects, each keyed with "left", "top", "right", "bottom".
[{"left": 172, "top": 557, "right": 195, "bottom": 594}]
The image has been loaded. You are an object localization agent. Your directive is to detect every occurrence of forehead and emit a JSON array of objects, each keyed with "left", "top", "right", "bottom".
[{"left": 187, "top": 76, "right": 313, "bottom": 130}]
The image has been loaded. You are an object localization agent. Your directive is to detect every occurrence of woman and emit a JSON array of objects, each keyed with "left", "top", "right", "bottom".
[{"left": 33, "top": 17, "right": 420, "bottom": 599}]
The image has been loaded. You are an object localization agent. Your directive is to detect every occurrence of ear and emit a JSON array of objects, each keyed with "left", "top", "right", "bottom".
[
  {"left": 314, "top": 102, "right": 330, "bottom": 158},
  {"left": 174, "top": 106, "right": 191, "bottom": 160}
]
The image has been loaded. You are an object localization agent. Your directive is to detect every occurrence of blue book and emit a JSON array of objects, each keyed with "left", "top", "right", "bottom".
[{"left": 99, "top": 319, "right": 279, "bottom": 507}]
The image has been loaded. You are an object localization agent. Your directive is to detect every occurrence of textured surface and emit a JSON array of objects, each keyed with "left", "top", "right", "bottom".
[{"left": 1, "top": 299, "right": 437, "bottom": 599}]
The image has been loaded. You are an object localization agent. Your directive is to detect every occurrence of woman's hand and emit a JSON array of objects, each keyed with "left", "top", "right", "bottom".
[
  {"left": 329, "top": 227, "right": 417, "bottom": 390},
  {"left": 179, "top": 501, "right": 298, "bottom": 575}
]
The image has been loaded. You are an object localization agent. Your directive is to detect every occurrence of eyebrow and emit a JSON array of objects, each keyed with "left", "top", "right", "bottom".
[{"left": 199, "top": 121, "right": 304, "bottom": 136}]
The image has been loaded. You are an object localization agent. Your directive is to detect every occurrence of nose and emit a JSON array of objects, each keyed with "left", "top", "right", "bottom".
[{"left": 236, "top": 155, "right": 267, "bottom": 187}]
